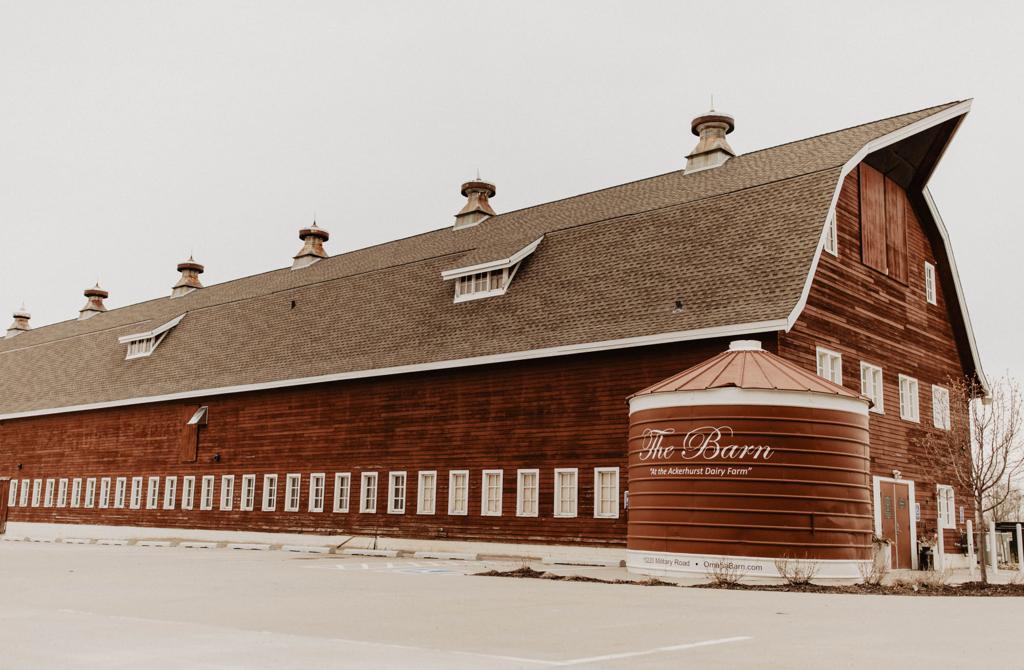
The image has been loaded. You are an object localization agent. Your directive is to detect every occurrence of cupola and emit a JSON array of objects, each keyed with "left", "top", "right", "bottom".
[
  {"left": 685, "top": 110, "right": 736, "bottom": 173},
  {"left": 453, "top": 179, "right": 497, "bottom": 230},
  {"left": 292, "top": 222, "right": 330, "bottom": 270},
  {"left": 79, "top": 283, "right": 109, "bottom": 320},
  {"left": 5, "top": 305, "right": 31, "bottom": 338},
  {"left": 172, "top": 257, "right": 204, "bottom": 298}
]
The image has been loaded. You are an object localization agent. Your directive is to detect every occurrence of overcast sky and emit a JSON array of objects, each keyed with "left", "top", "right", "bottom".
[{"left": 1, "top": 1, "right": 1020, "bottom": 383}]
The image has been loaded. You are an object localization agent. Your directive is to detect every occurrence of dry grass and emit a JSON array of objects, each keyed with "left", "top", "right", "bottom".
[
  {"left": 707, "top": 560, "right": 744, "bottom": 587},
  {"left": 857, "top": 558, "right": 889, "bottom": 586},
  {"left": 774, "top": 557, "right": 819, "bottom": 586}
]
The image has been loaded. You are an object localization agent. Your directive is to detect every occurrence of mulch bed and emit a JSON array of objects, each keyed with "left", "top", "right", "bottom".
[{"left": 474, "top": 566, "right": 1024, "bottom": 596}]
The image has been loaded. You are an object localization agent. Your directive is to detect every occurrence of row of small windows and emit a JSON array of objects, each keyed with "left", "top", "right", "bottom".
[
  {"left": 815, "top": 346, "right": 950, "bottom": 429},
  {"left": 6, "top": 468, "right": 622, "bottom": 520}
]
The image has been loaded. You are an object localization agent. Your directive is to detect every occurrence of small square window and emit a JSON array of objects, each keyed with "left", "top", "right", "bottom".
[{"left": 816, "top": 347, "right": 843, "bottom": 385}]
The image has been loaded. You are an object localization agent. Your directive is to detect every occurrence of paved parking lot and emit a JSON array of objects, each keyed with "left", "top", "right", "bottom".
[{"left": 0, "top": 541, "right": 1020, "bottom": 669}]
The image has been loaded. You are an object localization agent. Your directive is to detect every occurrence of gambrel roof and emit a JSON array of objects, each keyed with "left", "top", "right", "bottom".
[{"left": 0, "top": 101, "right": 985, "bottom": 418}]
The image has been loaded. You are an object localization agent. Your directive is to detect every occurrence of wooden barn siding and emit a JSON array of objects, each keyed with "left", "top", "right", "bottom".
[
  {"left": 0, "top": 337, "right": 747, "bottom": 547},
  {"left": 779, "top": 166, "right": 971, "bottom": 554}
]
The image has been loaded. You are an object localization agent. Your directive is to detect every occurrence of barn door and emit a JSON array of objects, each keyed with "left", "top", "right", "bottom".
[{"left": 880, "top": 481, "right": 913, "bottom": 569}]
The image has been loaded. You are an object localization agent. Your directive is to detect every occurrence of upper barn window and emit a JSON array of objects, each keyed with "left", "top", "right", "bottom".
[
  {"left": 119, "top": 314, "right": 185, "bottom": 360},
  {"left": 441, "top": 237, "right": 543, "bottom": 303}
]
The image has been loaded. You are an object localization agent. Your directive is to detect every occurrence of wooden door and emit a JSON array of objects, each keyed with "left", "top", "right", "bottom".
[
  {"left": 880, "top": 481, "right": 913, "bottom": 569},
  {"left": 0, "top": 479, "right": 9, "bottom": 535}
]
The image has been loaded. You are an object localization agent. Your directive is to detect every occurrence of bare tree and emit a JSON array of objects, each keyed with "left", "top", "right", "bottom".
[
  {"left": 987, "top": 481, "right": 1024, "bottom": 523},
  {"left": 918, "top": 375, "right": 1023, "bottom": 583}
]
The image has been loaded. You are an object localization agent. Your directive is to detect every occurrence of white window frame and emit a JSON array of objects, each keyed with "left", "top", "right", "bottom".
[
  {"left": 114, "top": 477, "right": 127, "bottom": 509},
  {"left": 84, "top": 478, "right": 96, "bottom": 508},
  {"left": 309, "top": 473, "right": 325, "bottom": 513},
  {"left": 448, "top": 470, "right": 469, "bottom": 516},
  {"left": 181, "top": 476, "right": 196, "bottom": 510},
  {"left": 129, "top": 477, "right": 143, "bottom": 509},
  {"left": 594, "top": 467, "right": 620, "bottom": 519},
  {"left": 481, "top": 469, "right": 503, "bottom": 516},
  {"left": 284, "top": 473, "right": 301, "bottom": 512},
  {"left": 387, "top": 471, "right": 407, "bottom": 514},
  {"left": 44, "top": 479, "right": 55, "bottom": 507},
  {"left": 262, "top": 474, "right": 278, "bottom": 511},
  {"left": 417, "top": 471, "right": 437, "bottom": 515},
  {"left": 163, "top": 476, "right": 177, "bottom": 510},
  {"left": 515, "top": 469, "right": 539, "bottom": 517},
  {"left": 101, "top": 477, "right": 113, "bottom": 509},
  {"left": 554, "top": 468, "right": 578, "bottom": 518},
  {"left": 815, "top": 346, "right": 843, "bottom": 385},
  {"left": 57, "top": 478, "right": 68, "bottom": 507},
  {"left": 71, "top": 478, "right": 82, "bottom": 508},
  {"left": 220, "top": 475, "right": 235, "bottom": 511},
  {"left": 333, "top": 473, "right": 351, "bottom": 513},
  {"left": 145, "top": 476, "right": 160, "bottom": 509},
  {"left": 360, "top": 472, "right": 378, "bottom": 513},
  {"left": 859, "top": 362, "right": 884, "bottom": 414},
  {"left": 899, "top": 374, "right": 920, "bottom": 423},
  {"left": 823, "top": 213, "right": 838, "bottom": 256},
  {"left": 199, "top": 475, "right": 215, "bottom": 510},
  {"left": 31, "top": 479, "right": 42, "bottom": 507},
  {"left": 932, "top": 384, "right": 951, "bottom": 430},
  {"left": 937, "top": 484, "right": 956, "bottom": 529},
  {"left": 240, "top": 474, "right": 256, "bottom": 511},
  {"left": 924, "top": 261, "right": 937, "bottom": 305},
  {"left": 119, "top": 313, "right": 184, "bottom": 360},
  {"left": 8, "top": 480, "right": 18, "bottom": 507},
  {"left": 19, "top": 479, "right": 30, "bottom": 507}
]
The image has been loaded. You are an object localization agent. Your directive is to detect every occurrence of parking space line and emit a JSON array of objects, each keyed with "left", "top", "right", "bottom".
[{"left": 552, "top": 636, "right": 752, "bottom": 666}]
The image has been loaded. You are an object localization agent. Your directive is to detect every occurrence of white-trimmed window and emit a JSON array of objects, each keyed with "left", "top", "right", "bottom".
[
  {"left": 130, "top": 477, "right": 143, "bottom": 509},
  {"left": 119, "top": 314, "right": 184, "bottom": 360},
  {"left": 100, "top": 478, "right": 112, "bottom": 509},
  {"left": 284, "top": 474, "right": 301, "bottom": 512},
  {"left": 114, "top": 477, "right": 127, "bottom": 508},
  {"left": 824, "top": 213, "right": 838, "bottom": 256},
  {"left": 31, "top": 479, "right": 42, "bottom": 507},
  {"left": 333, "top": 473, "right": 351, "bottom": 513},
  {"left": 262, "top": 474, "right": 278, "bottom": 511},
  {"left": 240, "top": 475, "right": 256, "bottom": 511},
  {"left": 932, "top": 385, "right": 951, "bottom": 430},
  {"left": 937, "top": 485, "right": 956, "bottom": 529},
  {"left": 448, "top": 470, "right": 468, "bottom": 515},
  {"left": 924, "top": 262, "right": 937, "bottom": 305},
  {"left": 182, "top": 476, "right": 196, "bottom": 510},
  {"left": 388, "top": 472, "right": 407, "bottom": 514},
  {"left": 481, "top": 470, "right": 503, "bottom": 516},
  {"left": 815, "top": 346, "right": 843, "bottom": 385},
  {"left": 455, "top": 269, "right": 512, "bottom": 301},
  {"left": 360, "top": 472, "right": 378, "bottom": 513},
  {"left": 8, "top": 480, "right": 18, "bottom": 507},
  {"left": 594, "top": 467, "right": 620, "bottom": 519},
  {"left": 44, "top": 479, "right": 55, "bottom": 507},
  {"left": 163, "top": 476, "right": 177, "bottom": 510},
  {"left": 146, "top": 476, "right": 160, "bottom": 509},
  {"left": 860, "top": 362, "right": 884, "bottom": 414},
  {"left": 899, "top": 374, "right": 920, "bottom": 422},
  {"left": 71, "top": 478, "right": 82, "bottom": 508},
  {"left": 309, "top": 473, "right": 325, "bottom": 512},
  {"left": 19, "top": 479, "right": 30, "bottom": 507},
  {"left": 554, "top": 468, "right": 578, "bottom": 518},
  {"left": 516, "top": 469, "right": 539, "bottom": 517},
  {"left": 220, "top": 475, "right": 235, "bottom": 511},
  {"left": 417, "top": 471, "right": 437, "bottom": 515},
  {"left": 84, "top": 478, "right": 96, "bottom": 508},
  {"left": 199, "top": 475, "right": 214, "bottom": 510},
  {"left": 57, "top": 478, "right": 68, "bottom": 507}
]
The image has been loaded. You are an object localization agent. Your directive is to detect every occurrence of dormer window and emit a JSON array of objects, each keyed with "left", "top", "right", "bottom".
[
  {"left": 118, "top": 314, "right": 185, "bottom": 360},
  {"left": 441, "top": 236, "right": 543, "bottom": 304}
]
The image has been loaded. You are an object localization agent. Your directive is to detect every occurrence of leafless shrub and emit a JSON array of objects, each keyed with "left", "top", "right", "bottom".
[
  {"left": 774, "top": 557, "right": 819, "bottom": 585},
  {"left": 707, "top": 560, "right": 744, "bottom": 586},
  {"left": 857, "top": 559, "right": 888, "bottom": 586}
]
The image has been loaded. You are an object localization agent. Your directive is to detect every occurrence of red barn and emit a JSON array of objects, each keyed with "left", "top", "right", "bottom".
[{"left": 0, "top": 101, "right": 986, "bottom": 577}]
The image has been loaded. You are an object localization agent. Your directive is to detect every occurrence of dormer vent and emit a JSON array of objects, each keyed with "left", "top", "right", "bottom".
[
  {"left": 453, "top": 179, "right": 497, "bottom": 230},
  {"left": 292, "top": 222, "right": 330, "bottom": 270},
  {"left": 79, "top": 283, "right": 109, "bottom": 320},
  {"left": 172, "top": 257, "right": 204, "bottom": 298},
  {"left": 685, "top": 110, "right": 736, "bottom": 173},
  {"left": 5, "top": 305, "right": 31, "bottom": 338}
]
